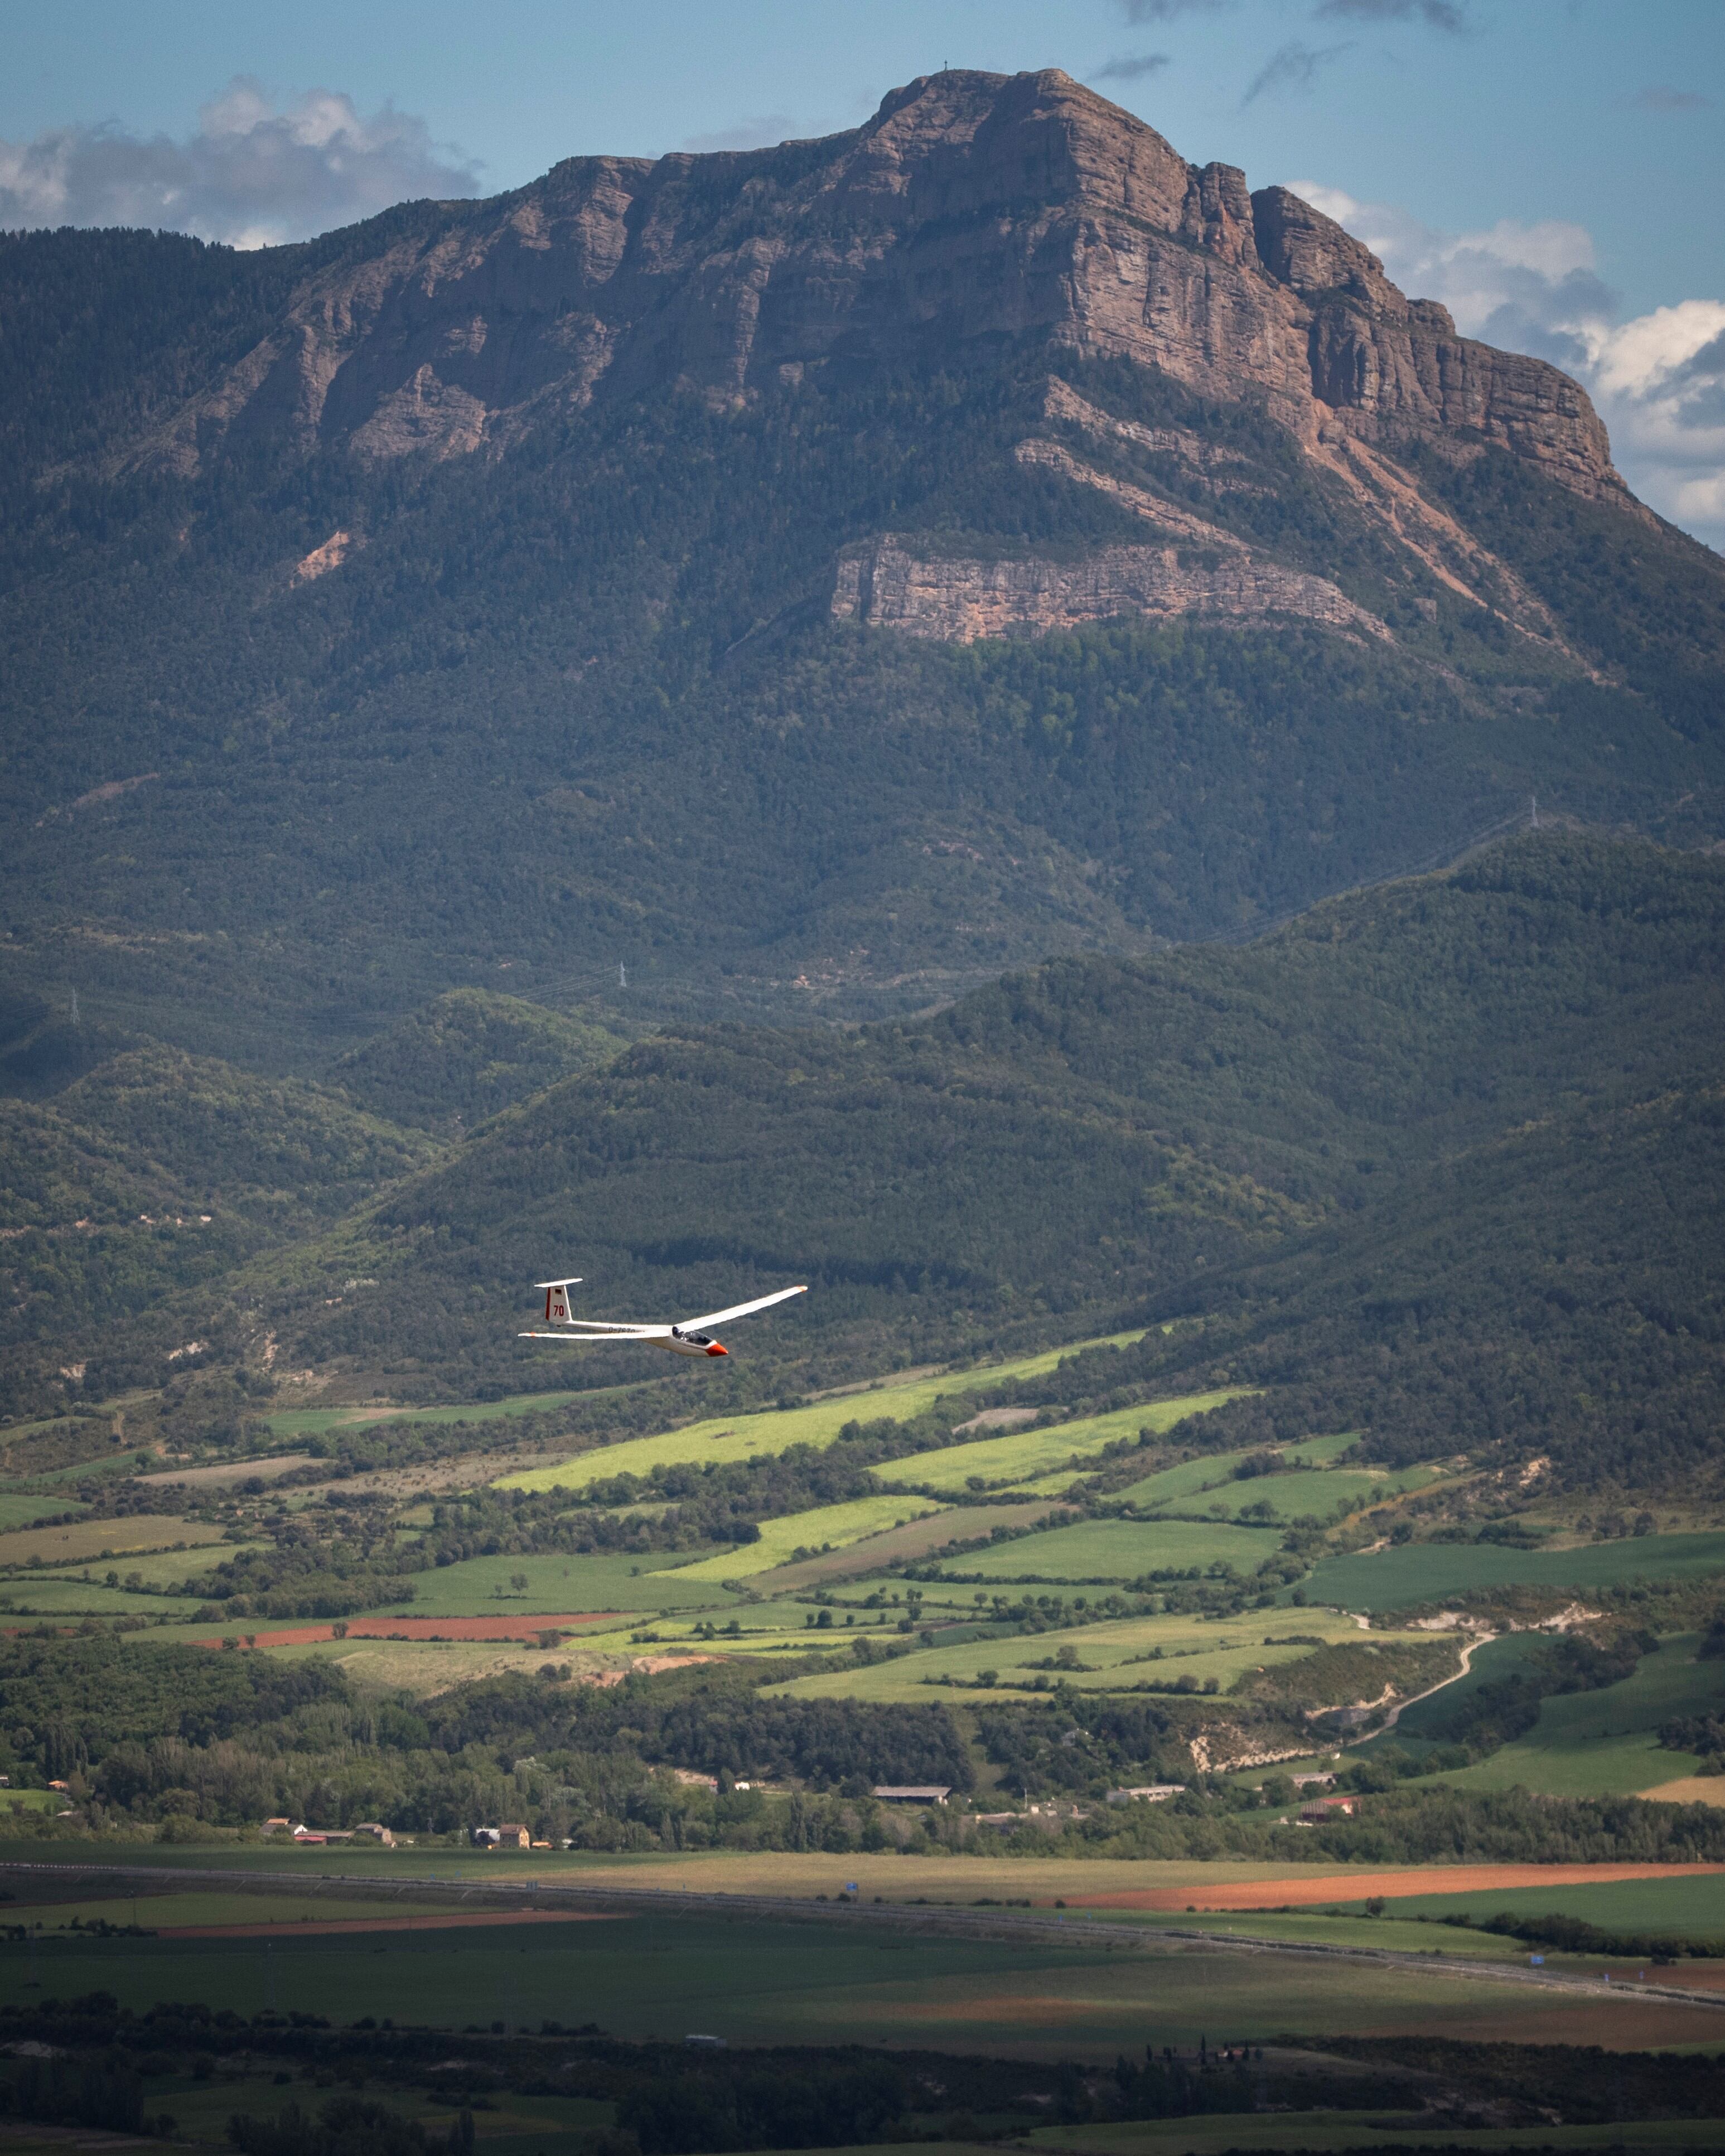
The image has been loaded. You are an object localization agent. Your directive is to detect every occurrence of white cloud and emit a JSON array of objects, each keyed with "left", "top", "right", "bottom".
[
  {"left": 1093, "top": 54, "right": 1173, "bottom": 83},
  {"left": 1287, "top": 181, "right": 1725, "bottom": 552},
  {"left": 0, "top": 77, "right": 481, "bottom": 249}
]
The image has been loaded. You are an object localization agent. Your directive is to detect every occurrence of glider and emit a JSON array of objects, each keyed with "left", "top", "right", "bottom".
[{"left": 520, "top": 1277, "right": 807, "bottom": 1358}]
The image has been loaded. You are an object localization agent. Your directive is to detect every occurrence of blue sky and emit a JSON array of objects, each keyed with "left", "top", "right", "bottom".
[{"left": 2, "top": 0, "right": 1722, "bottom": 543}]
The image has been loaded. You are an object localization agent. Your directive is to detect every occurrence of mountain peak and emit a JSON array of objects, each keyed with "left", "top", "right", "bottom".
[{"left": 124, "top": 66, "right": 1628, "bottom": 512}]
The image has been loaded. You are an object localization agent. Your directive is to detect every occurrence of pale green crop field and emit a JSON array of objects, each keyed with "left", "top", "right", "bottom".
[
  {"left": 1167, "top": 1465, "right": 1443, "bottom": 1525},
  {"left": 20, "top": 1541, "right": 270, "bottom": 1593},
  {"left": 928, "top": 1516, "right": 1286, "bottom": 1583},
  {"left": 672, "top": 1493, "right": 950, "bottom": 1580},
  {"left": 748, "top": 1500, "right": 1073, "bottom": 1591},
  {"left": 1112, "top": 1432, "right": 1371, "bottom": 1509},
  {"left": 870, "top": 1390, "right": 1246, "bottom": 1495},
  {"left": 367, "top": 1548, "right": 731, "bottom": 1616},
  {"left": 0, "top": 1579, "right": 206, "bottom": 1616},
  {"left": 1012, "top": 1428, "right": 1360, "bottom": 1501},
  {"left": 774, "top": 1604, "right": 1434, "bottom": 1703},
  {"left": 497, "top": 1330, "right": 1148, "bottom": 1492},
  {"left": 264, "top": 1386, "right": 624, "bottom": 1439}
]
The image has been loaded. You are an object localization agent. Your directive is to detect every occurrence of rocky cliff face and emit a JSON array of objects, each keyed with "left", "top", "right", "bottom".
[
  {"left": 832, "top": 535, "right": 1388, "bottom": 643},
  {"left": 136, "top": 68, "right": 1629, "bottom": 515}
]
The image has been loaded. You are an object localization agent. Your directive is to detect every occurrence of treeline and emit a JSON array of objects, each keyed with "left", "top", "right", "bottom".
[
  {"left": 619, "top": 2061, "right": 904, "bottom": 2154},
  {"left": 1440, "top": 1907, "right": 1725, "bottom": 1963}
]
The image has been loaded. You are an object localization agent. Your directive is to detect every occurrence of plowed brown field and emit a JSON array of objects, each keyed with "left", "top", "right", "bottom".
[{"left": 1055, "top": 1861, "right": 1725, "bottom": 1911}]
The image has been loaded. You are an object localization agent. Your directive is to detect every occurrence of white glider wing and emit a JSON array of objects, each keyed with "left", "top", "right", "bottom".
[
  {"left": 679, "top": 1284, "right": 808, "bottom": 1331},
  {"left": 519, "top": 1319, "right": 673, "bottom": 1341},
  {"left": 518, "top": 1280, "right": 806, "bottom": 1349}
]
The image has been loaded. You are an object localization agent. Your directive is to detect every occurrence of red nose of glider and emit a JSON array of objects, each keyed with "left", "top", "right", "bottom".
[{"left": 706, "top": 1341, "right": 728, "bottom": 1356}]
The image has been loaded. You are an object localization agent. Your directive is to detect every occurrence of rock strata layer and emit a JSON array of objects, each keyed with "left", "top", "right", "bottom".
[{"left": 832, "top": 536, "right": 1388, "bottom": 644}]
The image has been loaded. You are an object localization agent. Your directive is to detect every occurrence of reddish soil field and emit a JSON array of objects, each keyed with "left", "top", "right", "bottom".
[
  {"left": 1056, "top": 1862, "right": 1725, "bottom": 1911},
  {"left": 188, "top": 1614, "right": 622, "bottom": 1647},
  {"left": 160, "top": 1910, "right": 621, "bottom": 1939}
]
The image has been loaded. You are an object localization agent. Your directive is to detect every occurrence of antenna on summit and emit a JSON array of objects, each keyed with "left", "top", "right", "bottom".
[
  {"left": 619, "top": 962, "right": 627, "bottom": 989},
  {"left": 1529, "top": 794, "right": 1539, "bottom": 830}
]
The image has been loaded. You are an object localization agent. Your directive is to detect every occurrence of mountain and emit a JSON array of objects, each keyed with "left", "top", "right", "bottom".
[
  {"left": 2, "top": 70, "right": 1723, "bottom": 1060},
  {"left": 50, "top": 833, "right": 1717, "bottom": 1495}
]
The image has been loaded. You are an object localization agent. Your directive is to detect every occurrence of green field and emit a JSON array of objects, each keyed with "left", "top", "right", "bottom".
[
  {"left": 7, "top": 1540, "right": 270, "bottom": 1599},
  {"left": 0, "top": 1493, "right": 89, "bottom": 1529},
  {"left": 0, "top": 1908, "right": 1656, "bottom": 2058},
  {"left": 496, "top": 1333, "right": 1149, "bottom": 1494},
  {"left": 750, "top": 1501, "right": 1074, "bottom": 1591},
  {"left": 871, "top": 1392, "right": 1246, "bottom": 1496},
  {"left": 371, "top": 1549, "right": 733, "bottom": 1616},
  {"left": 1407, "top": 1633, "right": 1725, "bottom": 1799},
  {"left": 1301, "top": 1532, "right": 1725, "bottom": 1613},
  {"left": 264, "top": 1387, "right": 616, "bottom": 1439},
  {"left": 0, "top": 1579, "right": 207, "bottom": 1616},
  {"left": 1354, "top": 1868, "right": 1725, "bottom": 1937},
  {"left": 1109, "top": 1435, "right": 1440, "bottom": 1524},
  {"left": 928, "top": 1517, "right": 1285, "bottom": 1583},
  {"left": 674, "top": 1495, "right": 950, "bottom": 1581},
  {"left": 775, "top": 1604, "right": 1393, "bottom": 1703}
]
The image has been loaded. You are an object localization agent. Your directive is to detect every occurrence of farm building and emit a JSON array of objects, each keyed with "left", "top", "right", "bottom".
[
  {"left": 472, "top": 1824, "right": 532, "bottom": 1848},
  {"left": 871, "top": 1785, "right": 951, "bottom": 1804},
  {"left": 1298, "top": 1795, "right": 1360, "bottom": 1822},
  {"left": 1106, "top": 1784, "right": 1187, "bottom": 1805}
]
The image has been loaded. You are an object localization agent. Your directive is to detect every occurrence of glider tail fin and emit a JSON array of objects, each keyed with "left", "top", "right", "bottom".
[{"left": 536, "top": 1277, "right": 583, "bottom": 1324}]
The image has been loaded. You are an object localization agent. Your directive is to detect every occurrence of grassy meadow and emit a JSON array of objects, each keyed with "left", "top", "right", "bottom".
[
  {"left": 872, "top": 1391, "right": 1246, "bottom": 1495},
  {"left": 373, "top": 1549, "right": 735, "bottom": 1616},
  {"left": 673, "top": 1494, "right": 950, "bottom": 1580},
  {"left": 0, "top": 1492, "right": 88, "bottom": 1529},
  {"left": 927, "top": 1517, "right": 1286, "bottom": 1583}
]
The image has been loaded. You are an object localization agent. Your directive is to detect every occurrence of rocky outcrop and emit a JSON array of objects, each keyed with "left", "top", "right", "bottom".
[
  {"left": 1250, "top": 187, "right": 1621, "bottom": 502},
  {"left": 129, "top": 69, "right": 1634, "bottom": 515},
  {"left": 832, "top": 535, "right": 1388, "bottom": 644}
]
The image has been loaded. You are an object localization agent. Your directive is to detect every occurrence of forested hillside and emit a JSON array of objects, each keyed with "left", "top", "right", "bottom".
[{"left": 12, "top": 833, "right": 1716, "bottom": 1500}]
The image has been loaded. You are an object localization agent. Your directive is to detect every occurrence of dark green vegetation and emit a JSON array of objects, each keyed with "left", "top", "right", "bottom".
[
  {"left": 2, "top": 1930, "right": 1725, "bottom": 2150},
  {"left": 141, "top": 835, "right": 1719, "bottom": 1495},
  {"left": 6, "top": 1621, "right": 1725, "bottom": 1864},
  {"left": 327, "top": 993, "right": 627, "bottom": 1135},
  {"left": 1304, "top": 1535, "right": 1725, "bottom": 1614}
]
